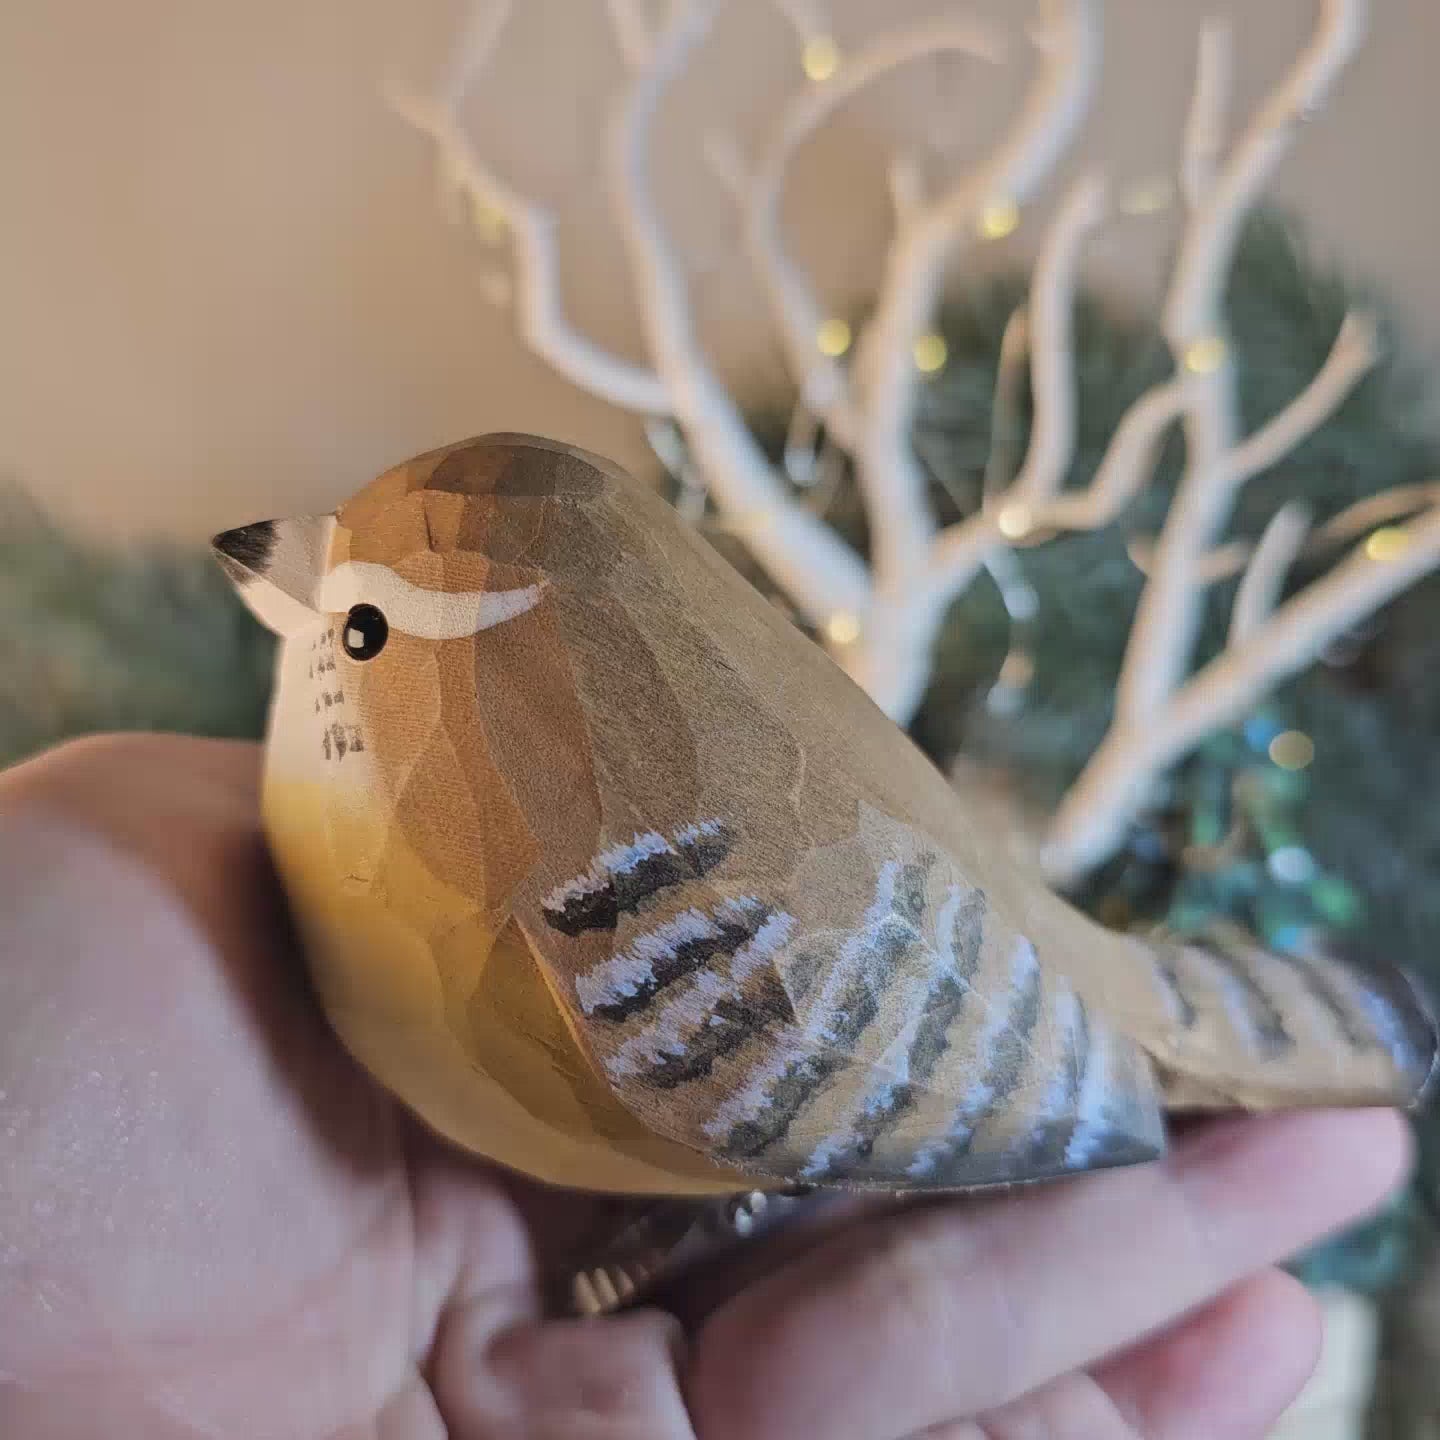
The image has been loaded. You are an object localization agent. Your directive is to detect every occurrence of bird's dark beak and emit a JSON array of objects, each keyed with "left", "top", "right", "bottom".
[
  {"left": 211, "top": 513, "right": 336, "bottom": 636},
  {"left": 212, "top": 520, "right": 278, "bottom": 585}
]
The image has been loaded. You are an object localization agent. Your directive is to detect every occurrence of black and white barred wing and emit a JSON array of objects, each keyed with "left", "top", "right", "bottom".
[{"left": 540, "top": 804, "right": 1167, "bottom": 1190}]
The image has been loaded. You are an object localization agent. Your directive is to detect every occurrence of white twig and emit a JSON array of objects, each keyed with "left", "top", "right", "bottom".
[
  {"left": 389, "top": 26, "right": 673, "bottom": 415},
  {"left": 1128, "top": 481, "right": 1440, "bottom": 582},
  {"left": 1042, "top": 0, "right": 1378, "bottom": 881},
  {"left": 1181, "top": 19, "right": 1231, "bottom": 210},
  {"left": 611, "top": 0, "right": 870, "bottom": 624},
  {"left": 1044, "top": 503, "right": 1440, "bottom": 883},
  {"left": 887, "top": 155, "right": 926, "bottom": 229},
  {"left": 1229, "top": 501, "right": 1310, "bottom": 644},
  {"left": 924, "top": 175, "right": 1110, "bottom": 598},
  {"left": 1119, "top": 0, "right": 1366, "bottom": 722},
  {"left": 858, "top": 0, "right": 1099, "bottom": 585},
  {"left": 1008, "top": 173, "right": 1107, "bottom": 508},
  {"left": 438, "top": 0, "right": 512, "bottom": 108},
  {"left": 1026, "top": 381, "right": 1185, "bottom": 533},
  {"left": 1316, "top": 482, "right": 1440, "bottom": 543},
  {"left": 1207, "top": 506, "right": 1440, "bottom": 702},
  {"left": 703, "top": 130, "right": 750, "bottom": 205},
  {"left": 747, "top": 16, "right": 1007, "bottom": 453},
  {"left": 606, "top": 0, "right": 656, "bottom": 71},
  {"left": 773, "top": 0, "right": 828, "bottom": 47},
  {"left": 1226, "top": 309, "right": 1380, "bottom": 482},
  {"left": 1165, "top": 0, "right": 1367, "bottom": 344},
  {"left": 983, "top": 305, "right": 1032, "bottom": 499}
]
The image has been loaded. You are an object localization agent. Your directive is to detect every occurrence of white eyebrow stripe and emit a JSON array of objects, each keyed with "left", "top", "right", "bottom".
[{"left": 316, "top": 560, "right": 544, "bottom": 639}]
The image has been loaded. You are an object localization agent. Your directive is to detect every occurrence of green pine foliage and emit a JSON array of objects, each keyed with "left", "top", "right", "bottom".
[{"left": 0, "top": 492, "right": 273, "bottom": 769}]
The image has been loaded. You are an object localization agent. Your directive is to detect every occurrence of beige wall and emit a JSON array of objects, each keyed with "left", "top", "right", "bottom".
[{"left": 4, "top": 0, "right": 1437, "bottom": 542}]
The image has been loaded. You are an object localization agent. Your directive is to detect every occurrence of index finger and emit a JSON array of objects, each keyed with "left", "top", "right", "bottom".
[{"left": 686, "top": 1107, "right": 1410, "bottom": 1440}]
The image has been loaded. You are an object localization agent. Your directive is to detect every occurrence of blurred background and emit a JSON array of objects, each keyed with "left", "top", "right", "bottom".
[
  {"left": 5, "top": 4, "right": 1440, "bottom": 1437},
  {"left": 4, "top": 0, "right": 1439, "bottom": 539}
]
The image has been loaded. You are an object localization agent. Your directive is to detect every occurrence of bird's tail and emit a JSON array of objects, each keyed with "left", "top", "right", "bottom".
[{"left": 1109, "top": 922, "right": 1437, "bottom": 1113}]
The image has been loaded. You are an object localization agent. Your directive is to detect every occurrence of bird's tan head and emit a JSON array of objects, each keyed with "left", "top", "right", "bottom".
[
  {"left": 211, "top": 432, "right": 629, "bottom": 923},
  {"left": 212, "top": 431, "right": 622, "bottom": 647}
]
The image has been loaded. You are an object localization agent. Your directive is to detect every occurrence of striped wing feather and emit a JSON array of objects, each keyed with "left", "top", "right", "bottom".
[
  {"left": 527, "top": 801, "right": 1165, "bottom": 1187},
  {"left": 492, "top": 463, "right": 1168, "bottom": 1186}
]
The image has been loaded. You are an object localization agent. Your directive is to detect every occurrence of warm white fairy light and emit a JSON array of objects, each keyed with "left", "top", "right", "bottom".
[
  {"left": 978, "top": 197, "right": 1021, "bottom": 239},
  {"left": 1364, "top": 525, "right": 1410, "bottom": 561},
  {"left": 1119, "top": 175, "right": 1174, "bottom": 215},
  {"left": 996, "top": 503, "right": 1033, "bottom": 540},
  {"left": 913, "top": 333, "right": 948, "bottom": 373},
  {"left": 816, "top": 317, "right": 852, "bottom": 357},
  {"left": 1269, "top": 730, "right": 1315, "bottom": 770},
  {"left": 471, "top": 197, "right": 508, "bottom": 242},
  {"left": 802, "top": 35, "right": 841, "bottom": 82},
  {"left": 1182, "top": 334, "right": 1227, "bottom": 374},
  {"left": 825, "top": 611, "right": 861, "bottom": 644}
]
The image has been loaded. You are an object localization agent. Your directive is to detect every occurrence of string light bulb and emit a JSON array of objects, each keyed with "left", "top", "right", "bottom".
[
  {"left": 816, "top": 317, "right": 852, "bottom": 357},
  {"left": 1268, "top": 730, "right": 1315, "bottom": 771},
  {"left": 1119, "top": 176, "right": 1174, "bottom": 216},
  {"left": 1183, "top": 335, "right": 1227, "bottom": 374},
  {"left": 978, "top": 198, "right": 1020, "bottom": 240},
  {"left": 471, "top": 197, "right": 508, "bottom": 243},
  {"left": 801, "top": 35, "right": 840, "bottom": 82},
  {"left": 1364, "top": 526, "right": 1410, "bottom": 561},
  {"left": 996, "top": 503, "right": 1033, "bottom": 540},
  {"left": 913, "top": 333, "right": 947, "bottom": 374},
  {"left": 825, "top": 611, "right": 861, "bottom": 645}
]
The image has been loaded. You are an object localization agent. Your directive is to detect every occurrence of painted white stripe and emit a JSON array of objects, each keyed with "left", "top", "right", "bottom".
[
  {"left": 543, "top": 819, "right": 728, "bottom": 910},
  {"left": 1186, "top": 945, "right": 1274, "bottom": 1054},
  {"left": 803, "top": 861, "right": 909, "bottom": 1044},
  {"left": 931, "top": 885, "right": 968, "bottom": 974},
  {"left": 544, "top": 831, "right": 670, "bottom": 910},
  {"left": 705, "top": 868, "right": 906, "bottom": 1142},
  {"left": 1064, "top": 1023, "right": 1116, "bottom": 1168},
  {"left": 575, "top": 897, "right": 769, "bottom": 1017},
  {"left": 1336, "top": 968, "right": 1410, "bottom": 1055},
  {"left": 706, "top": 862, "right": 952, "bottom": 1148},
  {"left": 575, "top": 908, "right": 714, "bottom": 1015},
  {"left": 605, "top": 910, "right": 796, "bottom": 1077},
  {"left": 315, "top": 560, "right": 543, "bottom": 639},
  {"left": 799, "top": 968, "right": 939, "bottom": 1178},
  {"left": 675, "top": 818, "right": 726, "bottom": 848},
  {"left": 907, "top": 937, "right": 1038, "bottom": 1178},
  {"left": 1016, "top": 983, "right": 1082, "bottom": 1144},
  {"left": 701, "top": 1026, "right": 811, "bottom": 1142}
]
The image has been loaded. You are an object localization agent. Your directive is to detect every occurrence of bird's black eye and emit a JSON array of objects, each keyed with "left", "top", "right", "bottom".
[{"left": 341, "top": 604, "right": 388, "bottom": 661}]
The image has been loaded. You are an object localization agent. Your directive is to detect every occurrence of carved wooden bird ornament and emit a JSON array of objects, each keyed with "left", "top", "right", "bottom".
[{"left": 214, "top": 434, "right": 1437, "bottom": 1202}]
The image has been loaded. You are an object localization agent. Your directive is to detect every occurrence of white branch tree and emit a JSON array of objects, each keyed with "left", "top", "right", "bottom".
[
  {"left": 396, "top": 0, "right": 1440, "bottom": 890},
  {"left": 1037, "top": 0, "right": 1440, "bottom": 884}
]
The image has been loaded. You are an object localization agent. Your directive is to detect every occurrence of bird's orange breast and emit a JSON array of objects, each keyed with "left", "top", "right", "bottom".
[{"left": 263, "top": 771, "right": 770, "bottom": 1195}]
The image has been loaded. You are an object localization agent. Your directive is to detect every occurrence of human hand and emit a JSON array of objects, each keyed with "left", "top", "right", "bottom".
[{"left": 0, "top": 735, "right": 1410, "bottom": 1439}]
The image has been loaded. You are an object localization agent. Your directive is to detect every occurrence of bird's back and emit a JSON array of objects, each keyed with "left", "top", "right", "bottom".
[{"left": 467, "top": 438, "right": 1432, "bottom": 1189}]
